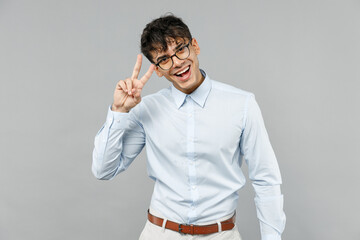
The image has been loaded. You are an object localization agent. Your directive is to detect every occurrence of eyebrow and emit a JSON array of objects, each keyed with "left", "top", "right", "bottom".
[{"left": 156, "top": 42, "right": 185, "bottom": 63}]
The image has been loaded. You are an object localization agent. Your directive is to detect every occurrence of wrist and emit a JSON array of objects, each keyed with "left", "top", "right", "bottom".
[{"left": 111, "top": 104, "right": 129, "bottom": 113}]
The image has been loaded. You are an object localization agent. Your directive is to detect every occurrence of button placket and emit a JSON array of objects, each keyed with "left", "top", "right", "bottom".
[{"left": 185, "top": 96, "right": 198, "bottom": 223}]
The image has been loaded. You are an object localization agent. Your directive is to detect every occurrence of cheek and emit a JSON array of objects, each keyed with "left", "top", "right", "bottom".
[
  {"left": 192, "top": 58, "right": 199, "bottom": 68},
  {"left": 164, "top": 74, "right": 175, "bottom": 83}
]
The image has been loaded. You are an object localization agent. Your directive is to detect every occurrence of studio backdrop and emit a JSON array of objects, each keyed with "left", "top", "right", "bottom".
[{"left": 1, "top": 1, "right": 359, "bottom": 240}]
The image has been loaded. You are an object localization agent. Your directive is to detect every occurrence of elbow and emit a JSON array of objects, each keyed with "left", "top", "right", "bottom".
[
  {"left": 92, "top": 149, "right": 119, "bottom": 180},
  {"left": 91, "top": 164, "right": 116, "bottom": 180},
  {"left": 92, "top": 172, "right": 112, "bottom": 181},
  {"left": 92, "top": 148, "right": 126, "bottom": 180}
]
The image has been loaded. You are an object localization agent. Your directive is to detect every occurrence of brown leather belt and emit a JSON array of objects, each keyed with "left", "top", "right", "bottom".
[{"left": 147, "top": 210, "right": 236, "bottom": 235}]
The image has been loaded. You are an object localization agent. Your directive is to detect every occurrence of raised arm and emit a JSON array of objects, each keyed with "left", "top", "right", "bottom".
[{"left": 92, "top": 55, "right": 154, "bottom": 180}]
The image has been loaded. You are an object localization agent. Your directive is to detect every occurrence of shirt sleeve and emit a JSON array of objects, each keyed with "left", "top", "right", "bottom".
[
  {"left": 240, "top": 94, "right": 286, "bottom": 240},
  {"left": 92, "top": 105, "right": 146, "bottom": 180}
]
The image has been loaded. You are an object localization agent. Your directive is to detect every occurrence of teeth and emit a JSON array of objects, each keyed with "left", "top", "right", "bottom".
[{"left": 176, "top": 66, "right": 189, "bottom": 75}]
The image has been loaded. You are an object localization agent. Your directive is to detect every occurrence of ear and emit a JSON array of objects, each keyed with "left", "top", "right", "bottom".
[
  {"left": 191, "top": 38, "right": 200, "bottom": 55},
  {"left": 155, "top": 66, "right": 163, "bottom": 77}
]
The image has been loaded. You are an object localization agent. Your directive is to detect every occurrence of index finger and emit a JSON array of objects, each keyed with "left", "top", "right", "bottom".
[
  {"left": 140, "top": 64, "right": 155, "bottom": 85},
  {"left": 131, "top": 54, "right": 142, "bottom": 79}
]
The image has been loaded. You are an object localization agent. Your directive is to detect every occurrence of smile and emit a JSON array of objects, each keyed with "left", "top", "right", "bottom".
[
  {"left": 173, "top": 65, "right": 191, "bottom": 82},
  {"left": 175, "top": 66, "right": 190, "bottom": 76}
]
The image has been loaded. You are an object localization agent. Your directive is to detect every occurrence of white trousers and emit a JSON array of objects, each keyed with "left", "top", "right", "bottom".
[{"left": 139, "top": 209, "right": 242, "bottom": 240}]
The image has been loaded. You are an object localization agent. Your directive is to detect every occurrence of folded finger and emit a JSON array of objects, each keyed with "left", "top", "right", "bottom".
[
  {"left": 125, "top": 78, "right": 133, "bottom": 95},
  {"left": 120, "top": 95, "right": 128, "bottom": 106},
  {"left": 118, "top": 80, "right": 127, "bottom": 92}
]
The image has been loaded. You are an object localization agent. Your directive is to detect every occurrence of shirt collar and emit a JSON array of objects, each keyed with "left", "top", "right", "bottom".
[{"left": 171, "top": 69, "right": 212, "bottom": 109}]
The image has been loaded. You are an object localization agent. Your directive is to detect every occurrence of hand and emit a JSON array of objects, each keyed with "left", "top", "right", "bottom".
[{"left": 112, "top": 54, "right": 155, "bottom": 113}]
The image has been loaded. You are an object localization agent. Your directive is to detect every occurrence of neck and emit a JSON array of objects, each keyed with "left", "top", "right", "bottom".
[{"left": 183, "top": 68, "right": 205, "bottom": 94}]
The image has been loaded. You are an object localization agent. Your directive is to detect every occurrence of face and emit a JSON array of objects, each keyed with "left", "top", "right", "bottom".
[{"left": 152, "top": 38, "right": 204, "bottom": 94}]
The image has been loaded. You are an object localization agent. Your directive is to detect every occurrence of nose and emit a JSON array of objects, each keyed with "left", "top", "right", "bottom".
[{"left": 172, "top": 55, "right": 184, "bottom": 68}]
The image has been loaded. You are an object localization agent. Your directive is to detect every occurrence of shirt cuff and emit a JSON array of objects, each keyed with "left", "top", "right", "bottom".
[
  {"left": 262, "top": 233, "right": 281, "bottom": 240},
  {"left": 107, "top": 105, "right": 130, "bottom": 129}
]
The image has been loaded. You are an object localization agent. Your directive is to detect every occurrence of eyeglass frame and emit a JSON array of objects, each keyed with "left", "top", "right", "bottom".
[{"left": 154, "top": 42, "right": 192, "bottom": 70}]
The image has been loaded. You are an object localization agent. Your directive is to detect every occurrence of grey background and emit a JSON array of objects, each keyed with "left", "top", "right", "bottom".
[{"left": 1, "top": 0, "right": 359, "bottom": 239}]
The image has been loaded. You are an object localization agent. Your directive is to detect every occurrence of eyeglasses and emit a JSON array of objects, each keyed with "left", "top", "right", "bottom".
[{"left": 155, "top": 42, "right": 191, "bottom": 70}]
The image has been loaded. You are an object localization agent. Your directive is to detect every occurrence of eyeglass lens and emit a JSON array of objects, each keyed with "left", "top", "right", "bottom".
[{"left": 158, "top": 44, "right": 190, "bottom": 70}]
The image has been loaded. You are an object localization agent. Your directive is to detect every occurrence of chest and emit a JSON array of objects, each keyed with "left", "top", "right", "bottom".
[{"left": 141, "top": 100, "right": 244, "bottom": 154}]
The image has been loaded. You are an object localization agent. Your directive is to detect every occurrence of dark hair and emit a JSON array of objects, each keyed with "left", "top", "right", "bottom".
[{"left": 141, "top": 14, "right": 192, "bottom": 63}]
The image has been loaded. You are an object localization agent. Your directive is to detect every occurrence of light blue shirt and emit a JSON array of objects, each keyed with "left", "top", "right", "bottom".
[{"left": 92, "top": 70, "right": 286, "bottom": 240}]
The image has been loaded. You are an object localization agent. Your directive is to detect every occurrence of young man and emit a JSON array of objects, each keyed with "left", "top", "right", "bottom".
[{"left": 92, "top": 14, "right": 286, "bottom": 240}]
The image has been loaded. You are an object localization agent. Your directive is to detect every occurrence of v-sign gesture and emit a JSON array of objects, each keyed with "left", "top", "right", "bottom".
[{"left": 112, "top": 54, "right": 155, "bottom": 112}]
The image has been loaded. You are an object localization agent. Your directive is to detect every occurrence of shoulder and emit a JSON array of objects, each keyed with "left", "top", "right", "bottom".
[
  {"left": 130, "top": 87, "right": 172, "bottom": 120},
  {"left": 135, "top": 87, "right": 173, "bottom": 113},
  {"left": 141, "top": 86, "right": 172, "bottom": 104},
  {"left": 210, "top": 79, "right": 254, "bottom": 103}
]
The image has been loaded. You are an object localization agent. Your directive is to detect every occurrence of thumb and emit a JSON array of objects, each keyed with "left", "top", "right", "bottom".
[{"left": 133, "top": 88, "right": 142, "bottom": 104}]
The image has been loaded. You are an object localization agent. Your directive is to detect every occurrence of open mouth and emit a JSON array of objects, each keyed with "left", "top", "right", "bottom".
[{"left": 174, "top": 66, "right": 191, "bottom": 81}]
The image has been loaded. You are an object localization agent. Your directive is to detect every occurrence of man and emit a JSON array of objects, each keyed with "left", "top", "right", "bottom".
[{"left": 92, "top": 14, "right": 286, "bottom": 240}]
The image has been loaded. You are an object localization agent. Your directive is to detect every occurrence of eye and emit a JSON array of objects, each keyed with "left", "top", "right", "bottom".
[
  {"left": 158, "top": 57, "right": 170, "bottom": 65},
  {"left": 177, "top": 46, "right": 186, "bottom": 53}
]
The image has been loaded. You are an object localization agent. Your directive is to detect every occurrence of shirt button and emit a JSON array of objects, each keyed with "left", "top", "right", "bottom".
[
  {"left": 191, "top": 185, "right": 196, "bottom": 190},
  {"left": 117, "top": 119, "right": 120, "bottom": 123}
]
